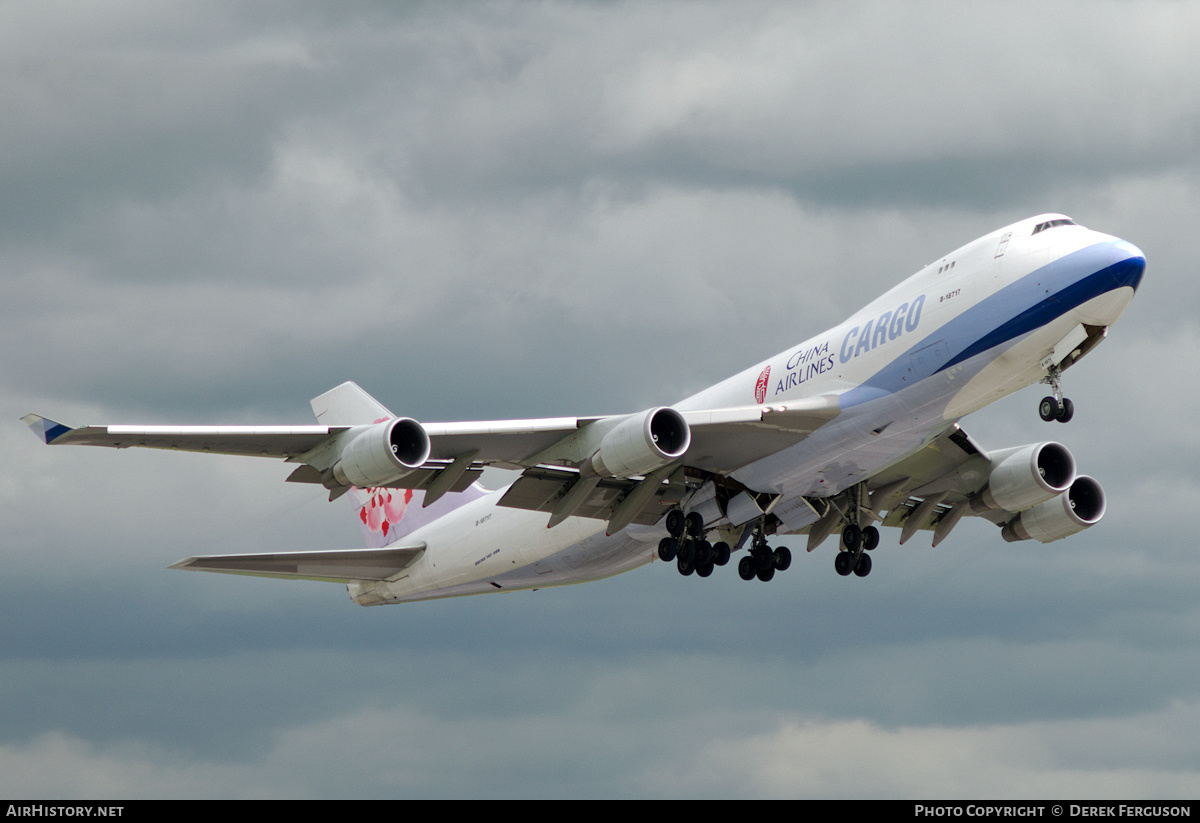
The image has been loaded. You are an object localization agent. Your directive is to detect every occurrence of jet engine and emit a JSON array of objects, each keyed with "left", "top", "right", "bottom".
[
  {"left": 1000, "top": 476, "right": 1106, "bottom": 543},
  {"left": 972, "top": 442, "right": 1076, "bottom": 514},
  {"left": 330, "top": 418, "right": 431, "bottom": 488},
  {"left": 589, "top": 407, "right": 690, "bottom": 478}
]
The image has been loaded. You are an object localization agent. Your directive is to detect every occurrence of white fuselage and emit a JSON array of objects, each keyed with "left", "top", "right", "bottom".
[{"left": 349, "top": 215, "right": 1144, "bottom": 605}]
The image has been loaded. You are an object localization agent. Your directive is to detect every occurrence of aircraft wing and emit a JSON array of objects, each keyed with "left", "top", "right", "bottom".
[
  {"left": 170, "top": 544, "right": 426, "bottom": 583},
  {"left": 682, "top": 400, "right": 843, "bottom": 473},
  {"left": 23, "top": 386, "right": 841, "bottom": 530},
  {"left": 22, "top": 418, "right": 347, "bottom": 456},
  {"left": 23, "top": 393, "right": 839, "bottom": 478},
  {"left": 770, "top": 423, "right": 1005, "bottom": 550}
]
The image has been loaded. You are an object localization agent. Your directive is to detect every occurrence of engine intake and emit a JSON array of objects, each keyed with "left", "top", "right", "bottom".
[
  {"left": 589, "top": 407, "right": 690, "bottom": 478},
  {"left": 1001, "top": 475, "right": 1106, "bottom": 543},
  {"left": 331, "top": 418, "right": 431, "bottom": 488},
  {"left": 973, "top": 442, "right": 1076, "bottom": 514}
]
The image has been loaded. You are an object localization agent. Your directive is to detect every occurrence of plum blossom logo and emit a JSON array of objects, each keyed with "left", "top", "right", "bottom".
[
  {"left": 359, "top": 487, "right": 413, "bottom": 537},
  {"left": 754, "top": 365, "right": 770, "bottom": 404}
]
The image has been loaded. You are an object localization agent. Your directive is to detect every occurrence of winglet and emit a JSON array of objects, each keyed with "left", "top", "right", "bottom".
[{"left": 21, "top": 414, "right": 73, "bottom": 444}]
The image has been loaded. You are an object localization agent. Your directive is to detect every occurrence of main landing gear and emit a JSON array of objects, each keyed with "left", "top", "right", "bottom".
[
  {"left": 1039, "top": 366, "right": 1074, "bottom": 423},
  {"left": 658, "top": 512, "right": 789, "bottom": 582},
  {"left": 836, "top": 522, "right": 878, "bottom": 578},
  {"left": 831, "top": 483, "right": 879, "bottom": 578},
  {"left": 736, "top": 525, "right": 791, "bottom": 583},
  {"left": 658, "top": 510, "right": 731, "bottom": 578}
]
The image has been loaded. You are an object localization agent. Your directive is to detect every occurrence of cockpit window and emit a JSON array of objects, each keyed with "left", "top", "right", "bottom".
[{"left": 1032, "top": 218, "right": 1075, "bottom": 235}]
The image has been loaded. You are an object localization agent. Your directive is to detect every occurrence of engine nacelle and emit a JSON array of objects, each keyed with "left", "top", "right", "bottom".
[
  {"left": 1001, "top": 475, "right": 1106, "bottom": 543},
  {"left": 589, "top": 407, "right": 690, "bottom": 478},
  {"left": 331, "top": 418, "right": 431, "bottom": 488},
  {"left": 973, "top": 442, "right": 1076, "bottom": 514}
]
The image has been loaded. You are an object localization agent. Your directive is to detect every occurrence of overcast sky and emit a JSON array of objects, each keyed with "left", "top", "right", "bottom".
[{"left": 4, "top": 0, "right": 1199, "bottom": 799}]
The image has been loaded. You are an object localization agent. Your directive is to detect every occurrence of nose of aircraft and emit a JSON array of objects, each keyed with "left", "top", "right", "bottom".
[{"left": 1108, "top": 239, "right": 1146, "bottom": 291}]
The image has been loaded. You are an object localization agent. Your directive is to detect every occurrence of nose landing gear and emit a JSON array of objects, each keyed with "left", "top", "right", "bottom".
[{"left": 1039, "top": 366, "right": 1074, "bottom": 423}]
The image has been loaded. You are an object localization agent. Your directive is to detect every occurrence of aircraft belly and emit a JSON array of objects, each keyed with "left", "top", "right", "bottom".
[
  {"left": 371, "top": 530, "right": 652, "bottom": 604},
  {"left": 348, "top": 488, "right": 655, "bottom": 604},
  {"left": 491, "top": 532, "right": 653, "bottom": 589}
]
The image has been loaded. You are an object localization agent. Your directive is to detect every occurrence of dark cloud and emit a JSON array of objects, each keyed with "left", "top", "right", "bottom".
[{"left": 2, "top": 0, "right": 1197, "bottom": 798}]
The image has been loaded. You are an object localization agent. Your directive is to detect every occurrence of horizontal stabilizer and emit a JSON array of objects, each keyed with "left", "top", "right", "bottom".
[{"left": 170, "top": 544, "right": 426, "bottom": 583}]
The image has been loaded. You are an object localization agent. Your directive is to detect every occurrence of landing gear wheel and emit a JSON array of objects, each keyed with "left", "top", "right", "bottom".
[
  {"left": 1057, "top": 397, "right": 1074, "bottom": 423},
  {"left": 1039, "top": 396, "right": 1060, "bottom": 422},
  {"left": 712, "top": 541, "right": 731, "bottom": 566},
  {"left": 753, "top": 546, "right": 774, "bottom": 570},
  {"left": 657, "top": 537, "right": 677, "bottom": 562},
  {"left": 677, "top": 555, "right": 694, "bottom": 576},
  {"left": 738, "top": 556, "right": 756, "bottom": 581},
  {"left": 694, "top": 540, "right": 713, "bottom": 567},
  {"left": 773, "top": 546, "right": 792, "bottom": 571},
  {"left": 684, "top": 511, "right": 704, "bottom": 538},
  {"left": 861, "top": 526, "right": 880, "bottom": 551},
  {"left": 756, "top": 565, "right": 775, "bottom": 582},
  {"left": 665, "top": 509, "right": 685, "bottom": 538},
  {"left": 677, "top": 539, "right": 696, "bottom": 566},
  {"left": 696, "top": 561, "right": 714, "bottom": 578},
  {"left": 835, "top": 551, "right": 855, "bottom": 576},
  {"left": 854, "top": 552, "right": 872, "bottom": 577},
  {"left": 841, "top": 525, "right": 862, "bottom": 551}
]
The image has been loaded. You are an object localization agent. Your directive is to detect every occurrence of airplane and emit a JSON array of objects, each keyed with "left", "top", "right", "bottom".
[{"left": 24, "top": 213, "right": 1145, "bottom": 604}]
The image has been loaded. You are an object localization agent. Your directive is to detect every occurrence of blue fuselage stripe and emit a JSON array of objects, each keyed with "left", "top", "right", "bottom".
[
  {"left": 938, "top": 254, "right": 1145, "bottom": 372},
  {"left": 842, "top": 243, "right": 1145, "bottom": 406}
]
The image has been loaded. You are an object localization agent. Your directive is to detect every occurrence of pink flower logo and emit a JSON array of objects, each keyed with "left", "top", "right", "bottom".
[{"left": 358, "top": 487, "right": 413, "bottom": 536}]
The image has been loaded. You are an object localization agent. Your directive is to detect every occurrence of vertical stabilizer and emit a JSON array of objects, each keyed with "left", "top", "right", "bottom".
[{"left": 310, "top": 382, "right": 394, "bottom": 426}]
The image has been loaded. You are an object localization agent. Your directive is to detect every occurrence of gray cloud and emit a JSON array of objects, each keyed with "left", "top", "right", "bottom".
[{"left": 2, "top": 0, "right": 1196, "bottom": 798}]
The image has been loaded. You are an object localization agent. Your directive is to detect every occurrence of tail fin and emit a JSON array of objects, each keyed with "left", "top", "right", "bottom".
[
  {"left": 310, "top": 382, "right": 488, "bottom": 548},
  {"left": 310, "top": 381, "right": 394, "bottom": 426}
]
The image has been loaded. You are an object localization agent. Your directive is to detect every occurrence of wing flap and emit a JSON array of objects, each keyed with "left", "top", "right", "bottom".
[
  {"left": 170, "top": 544, "right": 426, "bottom": 583},
  {"left": 497, "top": 466, "right": 683, "bottom": 526},
  {"left": 284, "top": 460, "right": 482, "bottom": 494}
]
